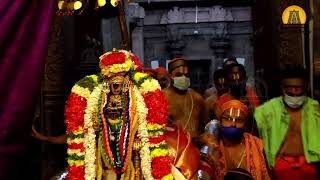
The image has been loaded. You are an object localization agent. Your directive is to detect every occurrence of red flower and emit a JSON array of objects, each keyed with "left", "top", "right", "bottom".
[
  {"left": 130, "top": 54, "right": 143, "bottom": 71},
  {"left": 100, "top": 52, "right": 126, "bottom": 67},
  {"left": 151, "top": 156, "right": 172, "bottom": 178},
  {"left": 64, "top": 93, "right": 87, "bottom": 132},
  {"left": 143, "top": 90, "right": 169, "bottom": 125},
  {"left": 69, "top": 143, "right": 85, "bottom": 152},
  {"left": 149, "top": 135, "right": 166, "bottom": 145},
  {"left": 68, "top": 165, "right": 85, "bottom": 180}
]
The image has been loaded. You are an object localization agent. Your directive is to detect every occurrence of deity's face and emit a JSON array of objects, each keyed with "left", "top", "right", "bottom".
[
  {"left": 171, "top": 65, "right": 190, "bottom": 78},
  {"left": 220, "top": 108, "right": 246, "bottom": 128},
  {"left": 109, "top": 76, "right": 125, "bottom": 95},
  {"left": 103, "top": 73, "right": 129, "bottom": 95},
  {"left": 282, "top": 78, "right": 306, "bottom": 97},
  {"left": 103, "top": 73, "right": 130, "bottom": 120}
]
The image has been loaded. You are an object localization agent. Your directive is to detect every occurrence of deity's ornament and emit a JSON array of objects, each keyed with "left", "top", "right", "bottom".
[{"left": 64, "top": 49, "right": 173, "bottom": 180}]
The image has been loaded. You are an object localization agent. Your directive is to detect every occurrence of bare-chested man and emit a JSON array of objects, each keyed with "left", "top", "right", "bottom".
[
  {"left": 163, "top": 58, "right": 208, "bottom": 136},
  {"left": 255, "top": 65, "right": 320, "bottom": 180}
]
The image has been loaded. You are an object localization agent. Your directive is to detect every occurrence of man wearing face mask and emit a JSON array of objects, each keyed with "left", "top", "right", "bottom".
[
  {"left": 163, "top": 58, "right": 208, "bottom": 137},
  {"left": 198, "top": 100, "right": 270, "bottom": 180},
  {"left": 254, "top": 65, "right": 320, "bottom": 180}
]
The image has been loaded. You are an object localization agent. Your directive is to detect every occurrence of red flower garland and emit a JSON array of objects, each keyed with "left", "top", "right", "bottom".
[
  {"left": 143, "top": 90, "right": 169, "bottom": 125},
  {"left": 149, "top": 135, "right": 166, "bottom": 145},
  {"left": 69, "top": 143, "right": 85, "bottom": 152},
  {"left": 130, "top": 54, "right": 143, "bottom": 71},
  {"left": 65, "top": 93, "right": 87, "bottom": 132},
  {"left": 100, "top": 52, "right": 126, "bottom": 67},
  {"left": 151, "top": 156, "right": 172, "bottom": 178},
  {"left": 69, "top": 166, "right": 85, "bottom": 180}
]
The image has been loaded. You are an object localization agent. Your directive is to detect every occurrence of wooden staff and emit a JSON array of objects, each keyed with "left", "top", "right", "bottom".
[{"left": 117, "top": 0, "right": 130, "bottom": 50}]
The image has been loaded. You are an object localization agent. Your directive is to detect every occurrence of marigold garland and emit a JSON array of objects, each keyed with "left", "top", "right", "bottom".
[{"left": 66, "top": 50, "right": 173, "bottom": 180}]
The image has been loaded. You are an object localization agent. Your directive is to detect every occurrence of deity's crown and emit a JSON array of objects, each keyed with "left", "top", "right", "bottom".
[{"left": 99, "top": 49, "right": 143, "bottom": 77}]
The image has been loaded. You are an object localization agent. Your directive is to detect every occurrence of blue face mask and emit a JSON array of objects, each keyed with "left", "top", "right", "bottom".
[{"left": 220, "top": 126, "right": 244, "bottom": 140}]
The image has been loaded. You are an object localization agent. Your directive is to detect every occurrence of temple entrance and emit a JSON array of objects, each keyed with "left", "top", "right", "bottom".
[{"left": 187, "top": 60, "right": 211, "bottom": 94}]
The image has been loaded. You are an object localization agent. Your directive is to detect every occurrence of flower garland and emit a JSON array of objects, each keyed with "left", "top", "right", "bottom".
[
  {"left": 66, "top": 49, "right": 173, "bottom": 180},
  {"left": 65, "top": 86, "right": 89, "bottom": 180},
  {"left": 83, "top": 84, "right": 102, "bottom": 180},
  {"left": 132, "top": 71, "right": 173, "bottom": 180},
  {"left": 99, "top": 50, "right": 142, "bottom": 77},
  {"left": 133, "top": 85, "right": 153, "bottom": 179}
]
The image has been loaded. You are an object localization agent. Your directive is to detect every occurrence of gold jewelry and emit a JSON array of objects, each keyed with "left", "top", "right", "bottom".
[
  {"left": 109, "top": 75, "right": 125, "bottom": 84},
  {"left": 103, "top": 81, "right": 110, "bottom": 93}
]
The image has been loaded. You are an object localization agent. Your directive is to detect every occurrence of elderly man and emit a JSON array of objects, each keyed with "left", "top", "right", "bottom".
[
  {"left": 254, "top": 65, "right": 320, "bottom": 180},
  {"left": 163, "top": 58, "right": 208, "bottom": 136}
]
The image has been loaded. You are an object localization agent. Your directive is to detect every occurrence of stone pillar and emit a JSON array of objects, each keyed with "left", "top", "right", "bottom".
[
  {"left": 101, "top": 17, "right": 122, "bottom": 52},
  {"left": 132, "top": 20, "right": 144, "bottom": 63},
  {"left": 167, "top": 25, "right": 186, "bottom": 58},
  {"left": 128, "top": 3, "right": 145, "bottom": 63},
  {"left": 209, "top": 23, "right": 230, "bottom": 70}
]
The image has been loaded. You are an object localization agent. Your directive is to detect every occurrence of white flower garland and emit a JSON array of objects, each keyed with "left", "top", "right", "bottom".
[
  {"left": 83, "top": 84, "right": 102, "bottom": 180},
  {"left": 71, "top": 84, "right": 92, "bottom": 99},
  {"left": 140, "top": 79, "right": 161, "bottom": 94},
  {"left": 133, "top": 85, "right": 154, "bottom": 180}
]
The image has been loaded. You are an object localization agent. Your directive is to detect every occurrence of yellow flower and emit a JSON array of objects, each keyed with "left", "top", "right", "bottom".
[
  {"left": 147, "top": 123, "right": 165, "bottom": 131},
  {"left": 73, "top": 128, "right": 83, "bottom": 135},
  {"left": 88, "top": 74, "right": 99, "bottom": 83},
  {"left": 150, "top": 148, "right": 169, "bottom": 158},
  {"left": 67, "top": 159, "right": 85, "bottom": 166},
  {"left": 163, "top": 174, "right": 174, "bottom": 180},
  {"left": 133, "top": 72, "right": 148, "bottom": 82}
]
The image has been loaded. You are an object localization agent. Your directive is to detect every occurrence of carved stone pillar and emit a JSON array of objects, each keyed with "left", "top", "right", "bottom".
[
  {"left": 209, "top": 23, "right": 230, "bottom": 69},
  {"left": 128, "top": 3, "right": 145, "bottom": 62},
  {"left": 167, "top": 25, "right": 186, "bottom": 58}
]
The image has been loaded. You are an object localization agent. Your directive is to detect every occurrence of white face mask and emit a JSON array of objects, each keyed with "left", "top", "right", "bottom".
[
  {"left": 283, "top": 93, "right": 306, "bottom": 109},
  {"left": 172, "top": 76, "right": 190, "bottom": 90}
]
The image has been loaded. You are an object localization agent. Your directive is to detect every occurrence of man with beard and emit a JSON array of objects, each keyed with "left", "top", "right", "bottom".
[
  {"left": 163, "top": 58, "right": 208, "bottom": 136},
  {"left": 254, "top": 65, "right": 320, "bottom": 180}
]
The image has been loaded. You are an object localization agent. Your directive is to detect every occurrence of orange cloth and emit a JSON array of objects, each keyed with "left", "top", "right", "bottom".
[
  {"left": 274, "top": 155, "right": 318, "bottom": 180},
  {"left": 220, "top": 100, "right": 249, "bottom": 117},
  {"left": 215, "top": 86, "right": 260, "bottom": 118},
  {"left": 215, "top": 133, "right": 270, "bottom": 180},
  {"left": 165, "top": 125, "right": 200, "bottom": 179},
  {"left": 246, "top": 85, "right": 260, "bottom": 109},
  {"left": 155, "top": 67, "right": 168, "bottom": 76}
]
